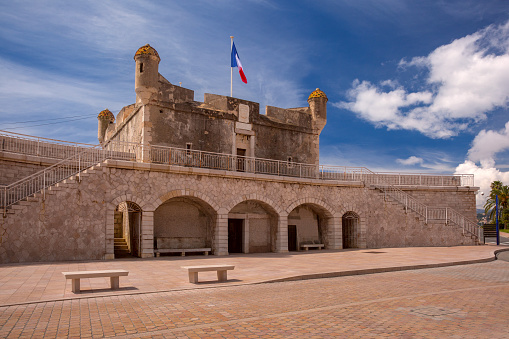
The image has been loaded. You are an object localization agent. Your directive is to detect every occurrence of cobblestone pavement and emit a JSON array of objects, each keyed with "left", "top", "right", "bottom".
[{"left": 1, "top": 260, "right": 508, "bottom": 338}]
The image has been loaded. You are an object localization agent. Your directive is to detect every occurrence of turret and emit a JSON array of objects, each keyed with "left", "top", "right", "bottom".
[
  {"left": 308, "top": 88, "right": 328, "bottom": 132},
  {"left": 134, "top": 44, "right": 160, "bottom": 104},
  {"left": 97, "top": 109, "right": 114, "bottom": 143}
]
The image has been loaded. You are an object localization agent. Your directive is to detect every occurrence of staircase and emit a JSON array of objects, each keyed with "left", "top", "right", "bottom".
[
  {"left": 114, "top": 238, "right": 130, "bottom": 257},
  {"left": 371, "top": 183, "right": 482, "bottom": 244}
]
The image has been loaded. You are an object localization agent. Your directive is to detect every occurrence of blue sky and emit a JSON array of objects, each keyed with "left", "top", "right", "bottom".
[{"left": 1, "top": 0, "right": 509, "bottom": 206}]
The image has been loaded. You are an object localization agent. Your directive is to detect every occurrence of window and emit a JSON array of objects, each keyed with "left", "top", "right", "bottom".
[
  {"left": 287, "top": 156, "right": 294, "bottom": 169},
  {"left": 186, "top": 143, "right": 192, "bottom": 156},
  {"left": 139, "top": 63, "right": 144, "bottom": 73}
]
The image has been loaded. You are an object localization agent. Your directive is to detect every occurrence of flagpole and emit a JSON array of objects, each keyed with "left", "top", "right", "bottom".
[{"left": 230, "top": 36, "right": 234, "bottom": 97}]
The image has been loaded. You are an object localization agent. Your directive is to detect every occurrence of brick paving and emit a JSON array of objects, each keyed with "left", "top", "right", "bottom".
[
  {"left": 0, "top": 260, "right": 508, "bottom": 338},
  {"left": 0, "top": 246, "right": 508, "bottom": 338},
  {"left": 0, "top": 246, "right": 503, "bottom": 306}
]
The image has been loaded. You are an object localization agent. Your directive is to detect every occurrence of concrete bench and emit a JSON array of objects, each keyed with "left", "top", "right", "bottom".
[
  {"left": 301, "top": 244, "right": 325, "bottom": 251},
  {"left": 181, "top": 265, "right": 234, "bottom": 283},
  {"left": 62, "top": 270, "right": 129, "bottom": 293},
  {"left": 155, "top": 248, "right": 211, "bottom": 257}
]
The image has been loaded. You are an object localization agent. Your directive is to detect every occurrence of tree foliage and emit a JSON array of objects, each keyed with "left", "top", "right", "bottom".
[{"left": 484, "top": 181, "right": 509, "bottom": 227}]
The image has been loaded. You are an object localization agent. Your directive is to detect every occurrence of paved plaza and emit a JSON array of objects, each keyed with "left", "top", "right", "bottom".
[{"left": 0, "top": 245, "right": 508, "bottom": 338}]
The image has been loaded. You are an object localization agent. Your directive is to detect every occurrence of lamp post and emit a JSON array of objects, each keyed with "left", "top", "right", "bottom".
[{"left": 496, "top": 195, "right": 500, "bottom": 245}]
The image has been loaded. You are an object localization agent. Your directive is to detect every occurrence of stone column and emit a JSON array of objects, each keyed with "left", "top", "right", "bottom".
[
  {"left": 275, "top": 214, "right": 289, "bottom": 253},
  {"left": 104, "top": 206, "right": 115, "bottom": 260},
  {"left": 243, "top": 218, "right": 250, "bottom": 254},
  {"left": 327, "top": 215, "right": 342, "bottom": 250},
  {"left": 214, "top": 211, "right": 229, "bottom": 255},
  {"left": 140, "top": 210, "right": 154, "bottom": 258}
]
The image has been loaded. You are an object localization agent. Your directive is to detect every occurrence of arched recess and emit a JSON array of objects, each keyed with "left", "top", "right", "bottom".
[
  {"left": 286, "top": 199, "right": 335, "bottom": 251},
  {"left": 114, "top": 201, "right": 142, "bottom": 258},
  {"left": 153, "top": 194, "right": 218, "bottom": 255},
  {"left": 227, "top": 198, "right": 280, "bottom": 254},
  {"left": 342, "top": 211, "right": 360, "bottom": 249}
]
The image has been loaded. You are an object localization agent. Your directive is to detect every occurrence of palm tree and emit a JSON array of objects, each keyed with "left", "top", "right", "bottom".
[{"left": 484, "top": 181, "right": 509, "bottom": 226}]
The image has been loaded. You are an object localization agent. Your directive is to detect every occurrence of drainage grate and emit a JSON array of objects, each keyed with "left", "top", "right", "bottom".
[
  {"left": 362, "top": 251, "right": 386, "bottom": 254},
  {"left": 398, "top": 306, "right": 466, "bottom": 321}
]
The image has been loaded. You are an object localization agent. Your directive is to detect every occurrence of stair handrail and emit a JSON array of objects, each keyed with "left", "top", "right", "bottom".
[
  {"left": 364, "top": 173, "right": 481, "bottom": 241},
  {"left": 1, "top": 142, "right": 139, "bottom": 216}
]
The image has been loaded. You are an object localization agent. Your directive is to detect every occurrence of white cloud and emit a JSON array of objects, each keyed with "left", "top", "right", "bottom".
[
  {"left": 337, "top": 21, "right": 509, "bottom": 138},
  {"left": 456, "top": 121, "right": 509, "bottom": 208},
  {"left": 467, "top": 121, "right": 509, "bottom": 166},
  {"left": 455, "top": 160, "right": 509, "bottom": 208},
  {"left": 396, "top": 156, "right": 424, "bottom": 166}
]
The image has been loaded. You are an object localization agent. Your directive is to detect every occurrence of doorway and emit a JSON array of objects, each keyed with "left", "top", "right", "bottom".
[
  {"left": 288, "top": 225, "right": 297, "bottom": 251},
  {"left": 228, "top": 219, "right": 244, "bottom": 253},
  {"left": 237, "top": 148, "right": 246, "bottom": 172}
]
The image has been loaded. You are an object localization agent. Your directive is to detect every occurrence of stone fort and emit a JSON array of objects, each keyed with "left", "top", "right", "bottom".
[{"left": 0, "top": 44, "right": 481, "bottom": 264}]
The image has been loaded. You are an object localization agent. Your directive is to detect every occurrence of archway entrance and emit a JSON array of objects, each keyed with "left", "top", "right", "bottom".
[
  {"left": 288, "top": 204, "right": 330, "bottom": 251},
  {"left": 153, "top": 197, "right": 216, "bottom": 255},
  {"left": 342, "top": 211, "right": 359, "bottom": 249},
  {"left": 228, "top": 200, "right": 278, "bottom": 254},
  {"left": 114, "top": 201, "right": 142, "bottom": 258}
]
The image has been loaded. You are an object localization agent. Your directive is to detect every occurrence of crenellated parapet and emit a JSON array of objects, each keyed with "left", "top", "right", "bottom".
[{"left": 99, "top": 44, "right": 329, "bottom": 165}]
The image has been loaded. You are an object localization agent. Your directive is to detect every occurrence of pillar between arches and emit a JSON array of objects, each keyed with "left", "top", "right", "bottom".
[
  {"left": 140, "top": 210, "right": 154, "bottom": 258},
  {"left": 215, "top": 213, "right": 229, "bottom": 255},
  {"left": 327, "top": 216, "right": 342, "bottom": 250},
  {"left": 276, "top": 214, "right": 289, "bottom": 253},
  {"left": 104, "top": 207, "right": 116, "bottom": 260}
]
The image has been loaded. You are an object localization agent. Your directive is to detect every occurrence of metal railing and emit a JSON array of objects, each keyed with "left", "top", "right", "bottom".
[
  {"left": 0, "top": 132, "right": 481, "bottom": 241},
  {"left": 0, "top": 130, "right": 96, "bottom": 160},
  {"left": 377, "top": 183, "right": 481, "bottom": 241},
  {"left": 1, "top": 143, "right": 136, "bottom": 215}
]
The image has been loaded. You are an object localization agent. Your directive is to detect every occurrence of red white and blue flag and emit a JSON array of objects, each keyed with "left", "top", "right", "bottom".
[{"left": 231, "top": 42, "right": 247, "bottom": 84}]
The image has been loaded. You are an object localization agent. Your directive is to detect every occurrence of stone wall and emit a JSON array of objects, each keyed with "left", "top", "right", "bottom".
[
  {"left": 0, "top": 154, "right": 57, "bottom": 185},
  {"left": 0, "top": 159, "right": 479, "bottom": 264}
]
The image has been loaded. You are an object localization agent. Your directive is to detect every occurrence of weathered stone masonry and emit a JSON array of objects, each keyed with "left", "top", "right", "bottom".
[{"left": 0, "top": 159, "right": 477, "bottom": 264}]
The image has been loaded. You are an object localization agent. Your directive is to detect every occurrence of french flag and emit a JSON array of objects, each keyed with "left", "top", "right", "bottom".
[{"left": 231, "top": 42, "right": 247, "bottom": 84}]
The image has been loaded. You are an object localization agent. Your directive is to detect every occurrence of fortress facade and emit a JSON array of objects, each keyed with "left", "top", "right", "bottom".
[{"left": 0, "top": 45, "right": 480, "bottom": 263}]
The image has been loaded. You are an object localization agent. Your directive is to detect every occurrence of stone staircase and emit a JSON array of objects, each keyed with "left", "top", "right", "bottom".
[
  {"left": 114, "top": 238, "right": 130, "bottom": 257},
  {"left": 3, "top": 163, "right": 104, "bottom": 216},
  {"left": 375, "top": 189, "right": 481, "bottom": 244}
]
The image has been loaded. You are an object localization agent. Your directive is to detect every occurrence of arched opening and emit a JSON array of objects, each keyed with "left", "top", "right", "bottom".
[
  {"left": 228, "top": 200, "right": 278, "bottom": 254},
  {"left": 342, "top": 211, "right": 359, "bottom": 249},
  {"left": 114, "top": 201, "right": 142, "bottom": 258},
  {"left": 153, "top": 196, "right": 216, "bottom": 255},
  {"left": 288, "top": 204, "right": 331, "bottom": 251}
]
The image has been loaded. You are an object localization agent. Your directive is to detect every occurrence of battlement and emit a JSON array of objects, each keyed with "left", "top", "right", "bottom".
[{"left": 99, "top": 44, "right": 328, "bottom": 165}]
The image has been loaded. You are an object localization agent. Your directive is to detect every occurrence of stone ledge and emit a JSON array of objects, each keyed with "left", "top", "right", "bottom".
[{"left": 103, "top": 160, "right": 365, "bottom": 188}]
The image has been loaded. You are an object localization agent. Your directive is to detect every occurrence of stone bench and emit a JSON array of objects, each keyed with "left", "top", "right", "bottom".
[
  {"left": 181, "top": 265, "right": 235, "bottom": 283},
  {"left": 62, "top": 270, "right": 129, "bottom": 293},
  {"left": 301, "top": 244, "right": 325, "bottom": 251},
  {"left": 155, "top": 248, "right": 211, "bottom": 257}
]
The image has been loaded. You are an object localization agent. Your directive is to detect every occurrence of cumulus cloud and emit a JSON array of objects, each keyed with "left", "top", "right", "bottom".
[
  {"left": 455, "top": 160, "right": 509, "bottom": 208},
  {"left": 455, "top": 121, "right": 509, "bottom": 208},
  {"left": 337, "top": 21, "right": 509, "bottom": 138},
  {"left": 396, "top": 156, "right": 424, "bottom": 166},
  {"left": 467, "top": 121, "right": 509, "bottom": 166}
]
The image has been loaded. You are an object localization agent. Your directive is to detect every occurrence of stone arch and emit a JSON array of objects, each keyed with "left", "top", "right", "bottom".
[
  {"left": 108, "top": 194, "right": 148, "bottom": 259},
  {"left": 337, "top": 203, "right": 366, "bottom": 249},
  {"left": 286, "top": 198, "right": 337, "bottom": 251},
  {"left": 226, "top": 194, "right": 282, "bottom": 254},
  {"left": 157, "top": 189, "right": 220, "bottom": 213},
  {"left": 225, "top": 193, "right": 283, "bottom": 216},
  {"left": 153, "top": 189, "right": 219, "bottom": 255},
  {"left": 342, "top": 211, "right": 361, "bottom": 249}
]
